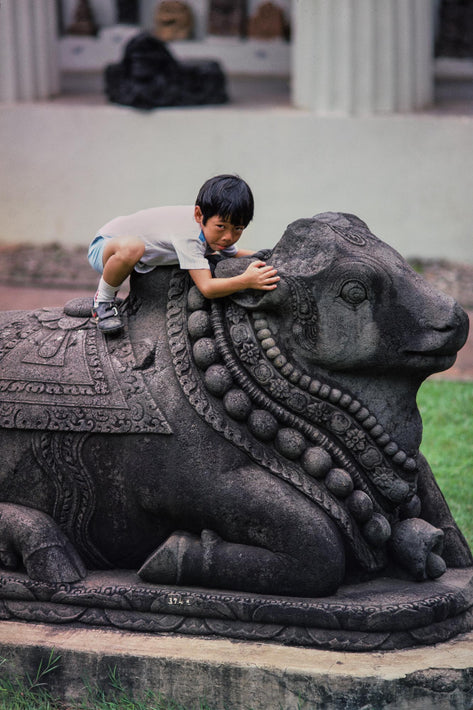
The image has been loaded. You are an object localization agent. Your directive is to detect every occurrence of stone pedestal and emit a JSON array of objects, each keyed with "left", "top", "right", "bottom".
[
  {"left": 292, "top": 0, "right": 434, "bottom": 114},
  {"left": 0, "top": 621, "right": 472, "bottom": 709},
  {"left": 0, "top": 0, "right": 59, "bottom": 102}
]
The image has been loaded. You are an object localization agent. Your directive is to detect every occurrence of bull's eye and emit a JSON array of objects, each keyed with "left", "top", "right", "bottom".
[{"left": 339, "top": 280, "right": 367, "bottom": 306}]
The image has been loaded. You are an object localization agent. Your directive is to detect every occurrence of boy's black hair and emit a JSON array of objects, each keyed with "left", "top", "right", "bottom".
[{"left": 195, "top": 174, "right": 254, "bottom": 226}]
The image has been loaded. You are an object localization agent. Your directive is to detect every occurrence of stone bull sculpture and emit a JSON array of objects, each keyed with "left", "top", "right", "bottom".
[{"left": 0, "top": 212, "right": 471, "bottom": 650}]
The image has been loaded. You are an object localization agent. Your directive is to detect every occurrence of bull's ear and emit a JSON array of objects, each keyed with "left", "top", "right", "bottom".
[
  {"left": 215, "top": 257, "right": 288, "bottom": 311},
  {"left": 229, "top": 281, "right": 287, "bottom": 310}
]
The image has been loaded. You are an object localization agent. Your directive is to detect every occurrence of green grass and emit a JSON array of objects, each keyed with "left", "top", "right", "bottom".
[
  {"left": 0, "top": 655, "right": 215, "bottom": 709},
  {"left": 418, "top": 379, "right": 473, "bottom": 549}
]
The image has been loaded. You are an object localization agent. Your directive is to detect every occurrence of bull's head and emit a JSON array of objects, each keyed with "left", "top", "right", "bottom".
[
  {"left": 218, "top": 212, "right": 469, "bottom": 377},
  {"left": 217, "top": 213, "right": 469, "bottom": 452}
]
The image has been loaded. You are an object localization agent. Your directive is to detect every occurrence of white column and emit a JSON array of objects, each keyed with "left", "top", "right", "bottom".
[
  {"left": 0, "top": 0, "right": 59, "bottom": 102},
  {"left": 291, "top": 0, "right": 434, "bottom": 114}
]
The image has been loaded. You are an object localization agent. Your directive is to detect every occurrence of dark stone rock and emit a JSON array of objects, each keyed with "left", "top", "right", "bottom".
[
  {"left": 104, "top": 32, "right": 228, "bottom": 109},
  {"left": 0, "top": 211, "right": 471, "bottom": 650}
]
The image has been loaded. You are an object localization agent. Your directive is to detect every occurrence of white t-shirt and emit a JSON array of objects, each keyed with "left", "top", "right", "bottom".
[{"left": 96, "top": 205, "right": 238, "bottom": 273}]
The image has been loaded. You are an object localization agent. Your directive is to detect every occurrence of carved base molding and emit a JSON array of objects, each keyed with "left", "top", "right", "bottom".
[{"left": 0, "top": 568, "right": 472, "bottom": 652}]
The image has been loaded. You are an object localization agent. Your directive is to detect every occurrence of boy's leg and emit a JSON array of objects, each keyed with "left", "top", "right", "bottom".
[
  {"left": 102, "top": 236, "right": 145, "bottom": 287},
  {"left": 91, "top": 236, "right": 145, "bottom": 334}
]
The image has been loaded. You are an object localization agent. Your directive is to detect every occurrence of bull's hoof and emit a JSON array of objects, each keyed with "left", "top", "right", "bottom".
[
  {"left": 138, "top": 531, "right": 200, "bottom": 584},
  {"left": 390, "top": 518, "right": 445, "bottom": 580},
  {"left": 25, "top": 542, "right": 86, "bottom": 583},
  {"left": 0, "top": 503, "right": 86, "bottom": 583}
]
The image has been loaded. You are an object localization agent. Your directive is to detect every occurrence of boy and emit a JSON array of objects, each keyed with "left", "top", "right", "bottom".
[{"left": 88, "top": 174, "right": 279, "bottom": 334}]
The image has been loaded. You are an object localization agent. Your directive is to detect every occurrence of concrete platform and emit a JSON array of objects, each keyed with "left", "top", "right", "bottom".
[{"left": 0, "top": 620, "right": 472, "bottom": 709}]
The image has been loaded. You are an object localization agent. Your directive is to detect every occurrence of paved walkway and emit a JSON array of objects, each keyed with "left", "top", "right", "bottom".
[{"left": 0, "top": 284, "right": 471, "bottom": 381}]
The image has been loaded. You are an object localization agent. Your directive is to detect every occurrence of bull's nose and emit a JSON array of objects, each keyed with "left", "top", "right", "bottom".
[
  {"left": 442, "top": 303, "right": 469, "bottom": 350},
  {"left": 407, "top": 303, "right": 469, "bottom": 358},
  {"left": 424, "top": 301, "right": 468, "bottom": 339},
  {"left": 458, "top": 304, "right": 470, "bottom": 340}
]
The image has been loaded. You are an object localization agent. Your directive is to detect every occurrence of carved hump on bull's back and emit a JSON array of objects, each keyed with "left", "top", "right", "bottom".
[{"left": 0, "top": 305, "right": 171, "bottom": 434}]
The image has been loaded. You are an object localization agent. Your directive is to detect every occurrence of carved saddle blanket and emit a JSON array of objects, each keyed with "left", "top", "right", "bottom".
[{"left": 0, "top": 307, "right": 170, "bottom": 434}]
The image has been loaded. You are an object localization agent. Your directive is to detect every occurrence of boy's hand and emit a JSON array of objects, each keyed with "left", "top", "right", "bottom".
[
  {"left": 242, "top": 261, "right": 280, "bottom": 291},
  {"left": 189, "top": 261, "right": 279, "bottom": 299}
]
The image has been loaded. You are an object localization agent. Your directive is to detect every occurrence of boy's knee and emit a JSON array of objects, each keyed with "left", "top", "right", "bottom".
[
  {"left": 107, "top": 238, "right": 145, "bottom": 266},
  {"left": 121, "top": 241, "right": 145, "bottom": 265}
]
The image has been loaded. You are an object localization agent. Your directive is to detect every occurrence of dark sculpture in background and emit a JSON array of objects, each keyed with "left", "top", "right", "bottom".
[
  {"left": 208, "top": 0, "right": 247, "bottom": 37},
  {"left": 436, "top": 0, "right": 473, "bottom": 58},
  {"left": 154, "top": 1, "right": 194, "bottom": 41},
  {"left": 248, "top": 2, "right": 290, "bottom": 40},
  {"left": 116, "top": 0, "right": 139, "bottom": 25},
  {"left": 0, "top": 212, "right": 471, "bottom": 651},
  {"left": 66, "top": 0, "right": 98, "bottom": 36},
  {"left": 104, "top": 32, "right": 228, "bottom": 109}
]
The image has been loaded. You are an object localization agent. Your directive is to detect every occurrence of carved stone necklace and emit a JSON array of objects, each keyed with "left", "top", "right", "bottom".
[{"left": 167, "top": 271, "right": 423, "bottom": 573}]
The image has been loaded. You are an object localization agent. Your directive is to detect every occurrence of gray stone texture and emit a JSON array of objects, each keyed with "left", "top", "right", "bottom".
[{"left": 0, "top": 212, "right": 471, "bottom": 651}]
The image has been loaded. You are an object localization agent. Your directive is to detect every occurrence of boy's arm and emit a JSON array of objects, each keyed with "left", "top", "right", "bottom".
[
  {"left": 234, "top": 248, "right": 255, "bottom": 257},
  {"left": 189, "top": 261, "right": 279, "bottom": 299}
]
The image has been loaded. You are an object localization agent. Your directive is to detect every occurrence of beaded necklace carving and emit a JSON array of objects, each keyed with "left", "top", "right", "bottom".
[{"left": 168, "top": 270, "right": 424, "bottom": 574}]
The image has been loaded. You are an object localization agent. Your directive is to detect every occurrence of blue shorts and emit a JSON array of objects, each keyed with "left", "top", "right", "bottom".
[{"left": 88, "top": 235, "right": 106, "bottom": 274}]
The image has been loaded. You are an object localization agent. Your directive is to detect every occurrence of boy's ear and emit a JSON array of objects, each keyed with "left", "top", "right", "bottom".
[{"left": 194, "top": 205, "right": 203, "bottom": 224}]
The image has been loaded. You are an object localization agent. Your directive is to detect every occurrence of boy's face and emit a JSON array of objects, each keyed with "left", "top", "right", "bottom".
[{"left": 195, "top": 206, "right": 245, "bottom": 252}]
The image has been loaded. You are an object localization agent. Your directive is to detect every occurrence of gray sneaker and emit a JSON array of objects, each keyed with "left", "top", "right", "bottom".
[{"left": 91, "top": 301, "right": 124, "bottom": 334}]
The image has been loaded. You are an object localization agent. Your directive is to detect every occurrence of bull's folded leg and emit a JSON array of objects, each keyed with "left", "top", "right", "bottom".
[
  {"left": 0, "top": 503, "right": 86, "bottom": 583},
  {"left": 139, "top": 528, "right": 343, "bottom": 597},
  {"left": 415, "top": 453, "right": 473, "bottom": 567}
]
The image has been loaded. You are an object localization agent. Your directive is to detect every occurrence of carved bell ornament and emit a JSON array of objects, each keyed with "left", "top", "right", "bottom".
[{"left": 154, "top": 1, "right": 194, "bottom": 41}]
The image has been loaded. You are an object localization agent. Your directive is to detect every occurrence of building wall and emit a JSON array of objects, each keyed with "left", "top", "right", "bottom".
[{"left": 1, "top": 102, "right": 472, "bottom": 263}]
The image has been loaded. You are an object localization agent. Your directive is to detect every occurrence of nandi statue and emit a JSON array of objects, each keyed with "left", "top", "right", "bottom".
[{"left": 0, "top": 212, "right": 471, "bottom": 651}]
